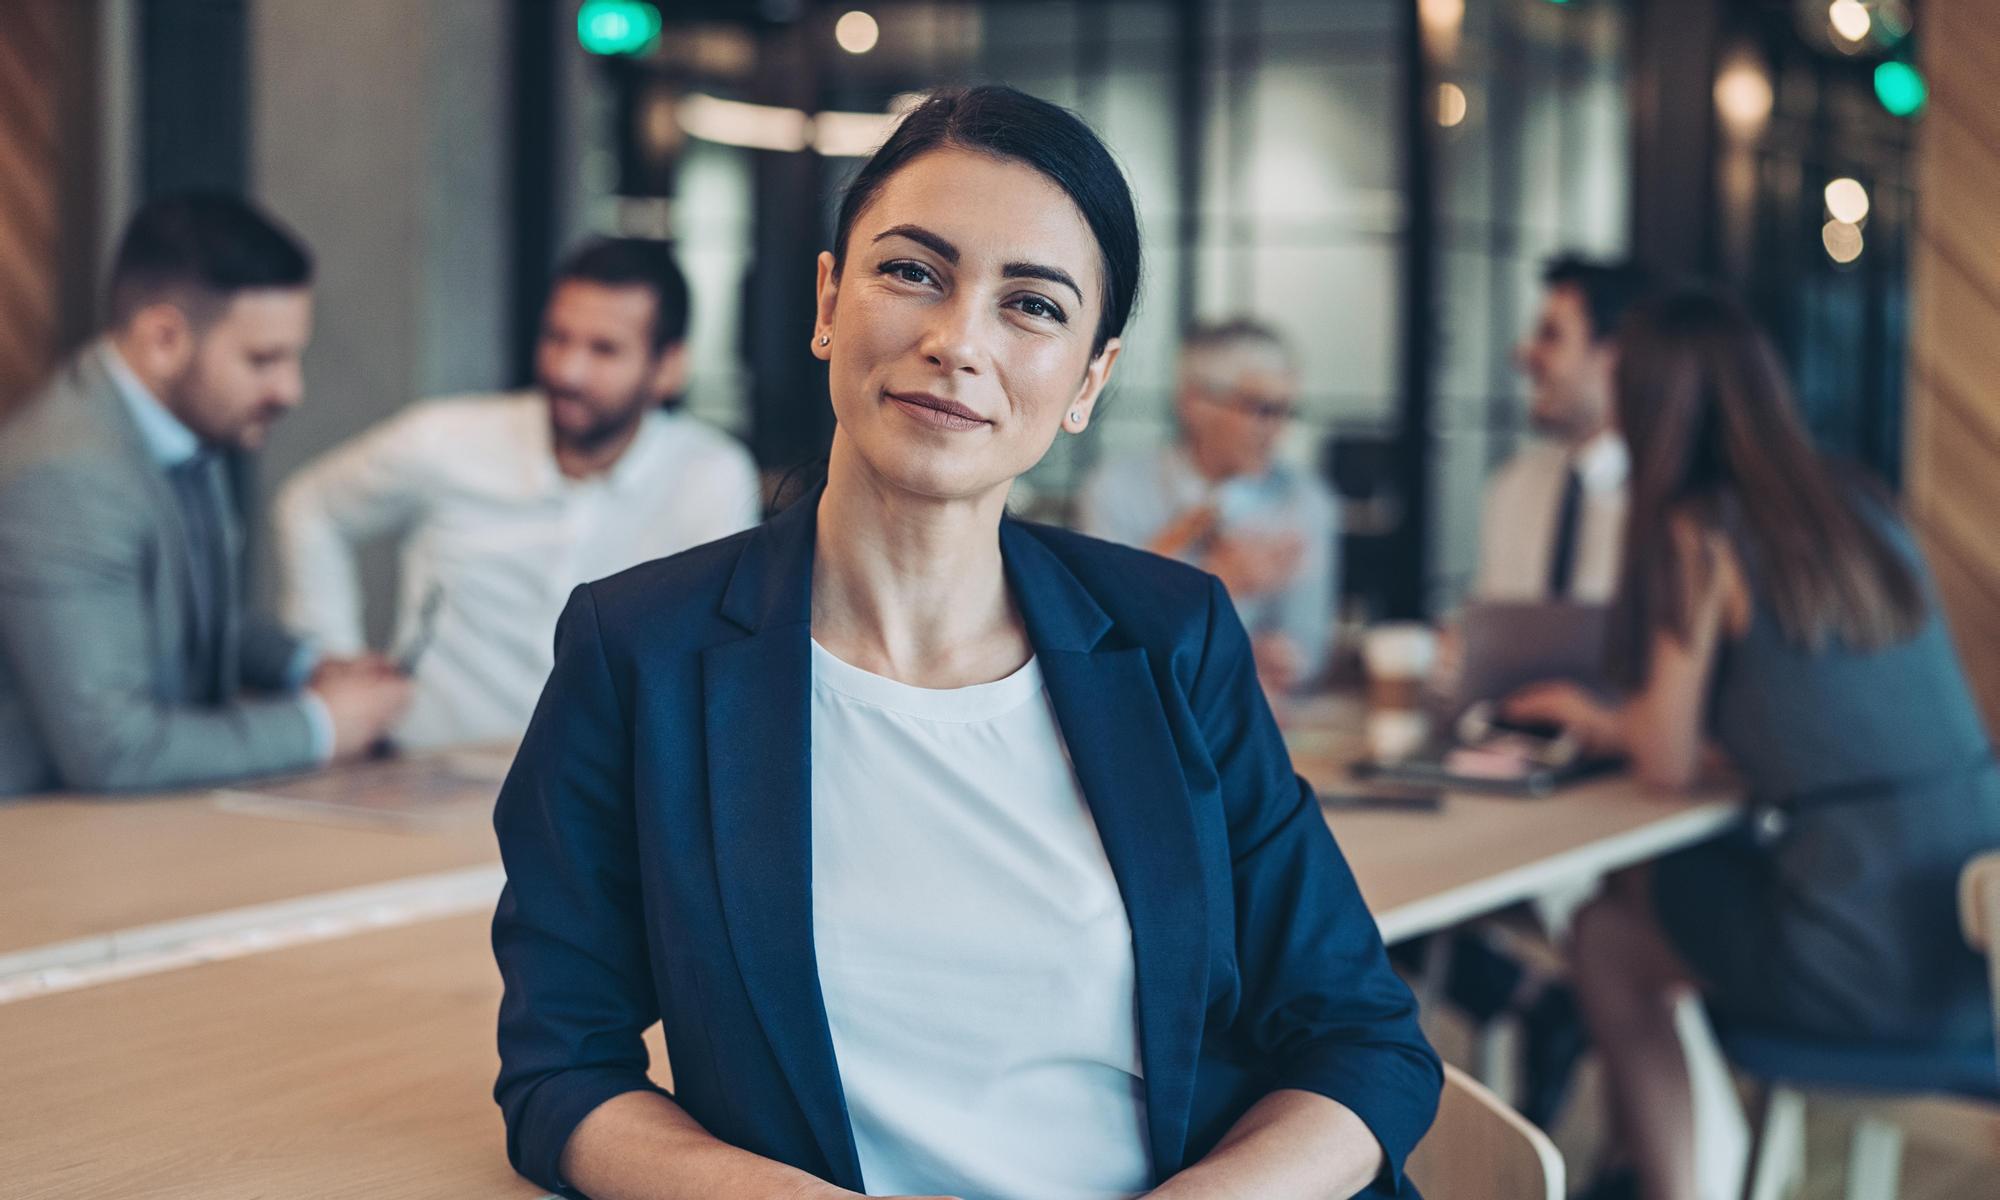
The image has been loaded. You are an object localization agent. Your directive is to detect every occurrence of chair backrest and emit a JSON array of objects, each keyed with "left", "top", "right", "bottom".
[
  {"left": 1406, "top": 1063, "right": 1565, "bottom": 1200},
  {"left": 1958, "top": 850, "right": 2000, "bottom": 1064}
]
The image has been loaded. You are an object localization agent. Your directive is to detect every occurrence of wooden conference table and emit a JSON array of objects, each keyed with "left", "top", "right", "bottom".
[
  {"left": 0, "top": 704, "right": 1739, "bottom": 991},
  {"left": 1280, "top": 695, "right": 1742, "bottom": 942},
  {"left": 0, "top": 748, "right": 512, "bottom": 996},
  {"left": 0, "top": 913, "right": 571, "bottom": 1200},
  {"left": 0, "top": 699, "right": 1741, "bottom": 1197}
]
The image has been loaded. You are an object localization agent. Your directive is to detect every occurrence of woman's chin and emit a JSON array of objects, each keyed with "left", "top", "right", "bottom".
[{"left": 858, "top": 447, "right": 1014, "bottom": 507}]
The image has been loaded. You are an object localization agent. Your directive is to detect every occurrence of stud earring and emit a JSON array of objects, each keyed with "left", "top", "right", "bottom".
[
  {"left": 1068, "top": 409, "right": 1083, "bottom": 425},
  {"left": 818, "top": 333, "right": 830, "bottom": 346}
]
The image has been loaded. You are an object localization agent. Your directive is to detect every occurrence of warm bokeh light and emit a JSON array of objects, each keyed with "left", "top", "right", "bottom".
[
  {"left": 1824, "top": 177, "right": 1871, "bottom": 225},
  {"left": 1714, "top": 54, "right": 1774, "bottom": 138},
  {"left": 1437, "top": 82, "right": 1468, "bottom": 128},
  {"left": 835, "top": 10, "right": 880, "bottom": 55},
  {"left": 677, "top": 94, "right": 811, "bottom": 152},
  {"left": 1419, "top": 0, "right": 1466, "bottom": 35},
  {"left": 1418, "top": 0, "right": 1464, "bottom": 63},
  {"left": 812, "top": 109, "right": 901, "bottom": 157},
  {"left": 1822, "top": 219, "right": 1864, "bottom": 264},
  {"left": 1828, "top": 0, "right": 1872, "bottom": 45}
]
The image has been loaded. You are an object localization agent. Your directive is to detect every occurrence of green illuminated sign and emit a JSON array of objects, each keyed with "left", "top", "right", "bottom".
[
  {"left": 1873, "top": 61, "right": 1927, "bottom": 118},
  {"left": 578, "top": 0, "right": 661, "bottom": 57}
]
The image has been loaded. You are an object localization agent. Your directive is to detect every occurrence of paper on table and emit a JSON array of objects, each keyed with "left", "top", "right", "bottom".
[{"left": 211, "top": 749, "right": 514, "bottom": 833}]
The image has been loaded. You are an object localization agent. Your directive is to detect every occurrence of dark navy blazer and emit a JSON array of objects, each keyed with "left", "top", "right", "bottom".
[{"left": 492, "top": 491, "right": 1441, "bottom": 1198}]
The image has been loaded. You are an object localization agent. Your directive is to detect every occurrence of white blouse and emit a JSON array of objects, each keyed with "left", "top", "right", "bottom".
[{"left": 808, "top": 639, "right": 1152, "bottom": 1199}]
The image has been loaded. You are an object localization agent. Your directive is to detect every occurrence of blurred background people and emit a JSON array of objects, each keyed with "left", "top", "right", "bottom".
[
  {"left": 0, "top": 193, "right": 409, "bottom": 795},
  {"left": 0, "top": 1, "right": 1993, "bottom": 1193},
  {"left": 274, "top": 238, "right": 760, "bottom": 749},
  {"left": 1416, "top": 256, "right": 1660, "bottom": 1129},
  {"left": 1508, "top": 290, "right": 2000, "bottom": 1200},
  {"left": 1477, "top": 256, "right": 1652, "bottom": 604},
  {"left": 1079, "top": 319, "right": 1338, "bottom": 693}
]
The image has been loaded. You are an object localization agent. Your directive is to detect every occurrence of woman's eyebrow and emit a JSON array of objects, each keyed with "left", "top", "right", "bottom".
[
  {"left": 1003, "top": 262, "right": 1083, "bottom": 305},
  {"left": 872, "top": 224, "right": 958, "bottom": 263}
]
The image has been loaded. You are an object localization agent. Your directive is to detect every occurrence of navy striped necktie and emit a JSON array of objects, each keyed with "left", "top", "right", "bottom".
[{"left": 1546, "top": 465, "right": 1584, "bottom": 599}]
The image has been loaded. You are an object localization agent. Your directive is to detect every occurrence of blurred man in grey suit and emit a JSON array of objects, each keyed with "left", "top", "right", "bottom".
[{"left": 0, "top": 194, "right": 409, "bottom": 796}]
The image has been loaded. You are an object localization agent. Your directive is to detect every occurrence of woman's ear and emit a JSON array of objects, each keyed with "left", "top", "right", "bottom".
[
  {"left": 811, "top": 251, "right": 839, "bottom": 361},
  {"left": 1064, "top": 337, "right": 1122, "bottom": 432}
]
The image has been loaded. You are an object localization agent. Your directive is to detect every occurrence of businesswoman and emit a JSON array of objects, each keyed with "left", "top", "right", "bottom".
[
  {"left": 1508, "top": 290, "right": 2000, "bottom": 1200},
  {"left": 492, "top": 86, "right": 1439, "bottom": 1200}
]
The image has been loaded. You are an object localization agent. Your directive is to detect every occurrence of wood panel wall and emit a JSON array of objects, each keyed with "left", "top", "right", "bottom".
[
  {"left": 1907, "top": 0, "right": 2000, "bottom": 736},
  {"left": 0, "top": 1, "right": 64, "bottom": 416},
  {"left": 0, "top": 0, "right": 98, "bottom": 420}
]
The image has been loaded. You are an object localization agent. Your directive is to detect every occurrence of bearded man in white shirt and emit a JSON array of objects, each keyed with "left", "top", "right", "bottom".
[
  {"left": 275, "top": 238, "right": 762, "bottom": 748},
  {"left": 1476, "top": 256, "right": 1652, "bottom": 603}
]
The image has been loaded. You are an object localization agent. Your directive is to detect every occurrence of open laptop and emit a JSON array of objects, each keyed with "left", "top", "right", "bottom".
[
  {"left": 1454, "top": 599, "right": 1611, "bottom": 713},
  {"left": 1353, "top": 600, "right": 1619, "bottom": 796}
]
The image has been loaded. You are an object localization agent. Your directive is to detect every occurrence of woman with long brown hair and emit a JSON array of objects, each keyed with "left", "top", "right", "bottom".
[{"left": 1507, "top": 288, "right": 2000, "bottom": 1199}]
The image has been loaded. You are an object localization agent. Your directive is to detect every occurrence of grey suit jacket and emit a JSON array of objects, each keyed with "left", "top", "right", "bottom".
[{"left": 0, "top": 347, "right": 318, "bottom": 795}]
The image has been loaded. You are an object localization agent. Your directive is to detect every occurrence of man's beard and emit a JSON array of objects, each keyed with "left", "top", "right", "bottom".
[
  {"left": 164, "top": 364, "right": 254, "bottom": 449},
  {"left": 547, "top": 387, "right": 649, "bottom": 454}
]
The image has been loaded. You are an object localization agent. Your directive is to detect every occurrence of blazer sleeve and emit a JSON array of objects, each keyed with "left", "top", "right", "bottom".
[
  {"left": 1191, "top": 575, "right": 1441, "bottom": 1191},
  {"left": 491, "top": 584, "right": 669, "bottom": 1195},
  {"left": 237, "top": 614, "right": 312, "bottom": 693}
]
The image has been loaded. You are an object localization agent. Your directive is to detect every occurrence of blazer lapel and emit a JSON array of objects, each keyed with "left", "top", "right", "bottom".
[
  {"left": 1002, "top": 521, "right": 1211, "bottom": 1179},
  {"left": 80, "top": 354, "right": 199, "bottom": 700},
  {"left": 702, "top": 495, "right": 864, "bottom": 1188}
]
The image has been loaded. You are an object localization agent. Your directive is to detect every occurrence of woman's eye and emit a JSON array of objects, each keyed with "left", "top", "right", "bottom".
[
  {"left": 1015, "top": 295, "right": 1067, "bottom": 323},
  {"left": 883, "top": 261, "right": 935, "bottom": 286}
]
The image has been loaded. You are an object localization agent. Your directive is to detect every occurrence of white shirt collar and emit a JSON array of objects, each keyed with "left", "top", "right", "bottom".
[
  {"left": 528, "top": 397, "right": 673, "bottom": 497},
  {"left": 1572, "top": 430, "right": 1630, "bottom": 494},
  {"left": 100, "top": 340, "right": 203, "bottom": 468}
]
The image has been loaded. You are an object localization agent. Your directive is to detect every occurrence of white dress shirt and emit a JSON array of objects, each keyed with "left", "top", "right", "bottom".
[
  {"left": 1077, "top": 445, "right": 1340, "bottom": 681},
  {"left": 808, "top": 640, "right": 1152, "bottom": 1200},
  {"left": 1475, "top": 431, "right": 1629, "bottom": 603},
  {"left": 275, "top": 393, "right": 760, "bottom": 748}
]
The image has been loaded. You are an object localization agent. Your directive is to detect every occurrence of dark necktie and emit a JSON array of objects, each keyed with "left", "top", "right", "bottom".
[
  {"left": 1546, "top": 465, "right": 1584, "bottom": 599},
  {"left": 166, "top": 455, "right": 227, "bottom": 702}
]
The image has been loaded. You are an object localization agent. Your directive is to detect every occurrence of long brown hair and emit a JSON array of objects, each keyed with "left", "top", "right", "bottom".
[{"left": 1608, "top": 289, "right": 1924, "bottom": 686}]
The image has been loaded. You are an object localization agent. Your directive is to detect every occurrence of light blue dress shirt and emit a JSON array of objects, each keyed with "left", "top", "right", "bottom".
[{"left": 1078, "top": 444, "right": 1340, "bottom": 685}]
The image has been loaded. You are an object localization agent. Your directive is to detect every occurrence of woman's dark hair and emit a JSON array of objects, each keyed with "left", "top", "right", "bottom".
[
  {"left": 830, "top": 85, "right": 1141, "bottom": 358},
  {"left": 1608, "top": 288, "right": 1924, "bottom": 686}
]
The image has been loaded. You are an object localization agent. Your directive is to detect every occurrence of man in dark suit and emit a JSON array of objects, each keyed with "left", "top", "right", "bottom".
[{"left": 0, "top": 193, "right": 409, "bottom": 795}]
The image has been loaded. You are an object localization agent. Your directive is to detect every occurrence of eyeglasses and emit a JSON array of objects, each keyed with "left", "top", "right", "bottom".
[{"left": 1197, "top": 388, "right": 1297, "bottom": 423}]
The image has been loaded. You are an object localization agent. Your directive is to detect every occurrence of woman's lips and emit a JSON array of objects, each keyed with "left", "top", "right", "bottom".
[{"left": 886, "top": 390, "right": 990, "bottom": 431}]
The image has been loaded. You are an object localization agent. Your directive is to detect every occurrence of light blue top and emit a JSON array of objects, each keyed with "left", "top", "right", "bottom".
[{"left": 1077, "top": 444, "right": 1340, "bottom": 683}]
